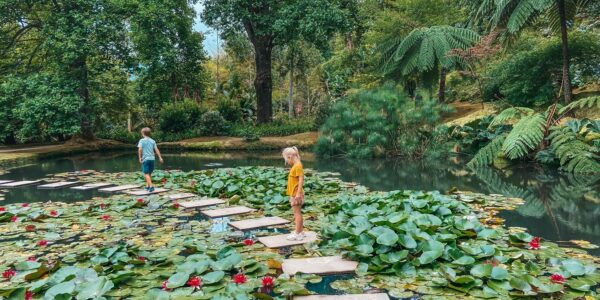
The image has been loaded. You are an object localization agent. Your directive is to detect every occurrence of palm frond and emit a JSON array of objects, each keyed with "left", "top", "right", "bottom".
[
  {"left": 467, "top": 134, "right": 507, "bottom": 168},
  {"left": 547, "top": 0, "right": 591, "bottom": 32},
  {"left": 489, "top": 107, "right": 535, "bottom": 127},
  {"left": 558, "top": 96, "right": 600, "bottom": 115},
  {"left": 502, "top": 113, "right": 546, "bottom": 159}
]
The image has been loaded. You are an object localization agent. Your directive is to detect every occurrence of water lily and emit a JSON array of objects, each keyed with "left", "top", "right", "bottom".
[
  {"left": 187, "top": 276, "right": 202, "bottom": 289},
  {"left": 136, "top": 198, "right": 145, "bottom": 203},
  {"left": 99, "top": 203, "right": 106, "bottom": 210},
  {"left": 22, "top": 203, "right": 29, "bottom": 208},
  {"left": 25, "top": 224, "right": 36, "bottom": 232},
  {"left": 232, "top": 273, "right": 247, "bottom": 284},
  {"left": 2, "top": 269, "right": 16, "bottom": 279},
  {"left": 50, "top": 210, "right": 58, "bottom": 217},
  {"left": 173, "top": 203, "right": 180, "bottom": 209},
  {"left": 37, "top": 240, "right": 48, "bottom": 247},
  {"left": 550, "top": 273, "right": 566, "bottom": 284},
  {"left": 27, "top": 256, "right": 37, "bottom": 261},
  {"left": 529, "top": 237, "right": 541, "bottom": 250},
  {"left": 243, "top": 239, "right": 255, "bottom": 246},
  {"left": 11, "top": 216, "right": 18, "bottom": 222},
  {"left": 161, "top": 280, "right": 172, "bottom": 291},
  {"left": 161, "top": 178, "right": 167, "bottom": 184},
  {"left": 25, "top": 291, "right": 33, "bottom": 300},
  {"left": 0, "top": 207, "right": 5, "bottom": 212},
  {"left": 101, "top": 215, "right": 110, "bottom": 220},
  {"left": 262, "top": 276, "right": 275, "bottom": 288}
]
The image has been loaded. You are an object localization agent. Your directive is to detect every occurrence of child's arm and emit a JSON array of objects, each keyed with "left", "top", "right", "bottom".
[
  {"left": 295, "top": 175, "right": 304, "bottom": 201},
  {"left": 138, "top": 147, "right": 143, "bottom": 163},
  {"left": 154, "top": 146, "right": 164, "bottom": 163}
]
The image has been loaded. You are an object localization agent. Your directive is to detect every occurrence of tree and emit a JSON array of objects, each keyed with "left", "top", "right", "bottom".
[
  {"left": 473, "top": 0, "right": 592, "bottom": 103},
  {"left": 377, "top": 26, "right": 480, "bottom": 102},
  {"left": 202, "top": 0, "right": 347, "bottom": 123}
]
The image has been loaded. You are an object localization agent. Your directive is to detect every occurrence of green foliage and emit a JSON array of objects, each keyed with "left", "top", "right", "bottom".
[
  {"left": 489, "top": 107, "right": 535, "bottom": 127},
  {"left": 547, "top": 122, "right": 600, "bottom": 173},
  {"left": 316, "top": 87, "right": 451, "bottom": 158},
  {"left": 199, "top": 111, "right": 227, "bottom": 136},
  {"left": 217, "top": 100, "right": 243, "bottom": 123},
  {"left": 229, "top": 117, "right": 316, "bottom": 137},
  {"left": 158, "top": 100, "right": 204, "bottom": 134},
  {"left": 558, "top": 96, "right": 600, "bottom": 115},
  {"left": 502, "top": 113, "right": 546, "bottom": 159},
  {"left": 467, "top": 134, "right": 508, "bottom": 168}
]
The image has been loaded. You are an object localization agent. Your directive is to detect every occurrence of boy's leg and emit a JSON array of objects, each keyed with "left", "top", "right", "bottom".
[
  {"left": 292, "top": 204, "right": 303, "bottom": 234},
  {"left": 144, "top": 173, "right": 153, "bottom": 188}
]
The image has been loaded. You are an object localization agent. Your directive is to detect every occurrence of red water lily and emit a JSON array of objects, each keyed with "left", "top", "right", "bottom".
[
  {"left": 25, "top": 291, "right": 33, "bottom": 300},
  {"left": 529, "top": 237, "right": 541, "bottom": 250},
  {"left": 262, "top": 276, "right": 275, "bottom": 288},
  {"left": 50, "top": 210, "right": 58, "bottom": 217},
  {"left": 161, "top": 178, "right": 167, "bottom": 184},
  {"left": 101, "top": 215, "right": 110, "bottom": 221},
  {"left": 161, "top": 280, "right": 172, "bottom": 291},
  {"left": 25, "top": 225, "right": 36, "bottom": 232},
  {"left": 99, "top": 203, "right": 106, "bottom": 210},
  {"left": 139, "top": 256, "right": 146, "bottom": 262},
  {"left": 0, "top": 207, "right": 5, "bottom": 212},
  {"left": 173, "top": 203, "right": 180, "bottom": 209},
  {"left": 136, "top": 198, "right": 145, "bottom": 203},
  {"left": 37, "top": 240, "right": 48, "bottom": 247},
  {"left": 11, "top": 216, "right": 18, "bottom": 222},
  {"left": 243, "top": 239, "right": 255, "bottom": 246},
  {"left": 550, "top": 273, "right": 566, "bottom": 284},
  {"left": 187, "top": 276, "right": 202, "bottom": 289},
  {"left": 22, "top": 203, "right": 29, "bottom": 208},
  {"left": 27, "top": 256, "right": 37, "bottom": 261},
  {"left": 232, "top": 273, "right": 248, "bottom": 284},
  {"left": 2, "top": 269, "right": 16, "bottom": 279}
]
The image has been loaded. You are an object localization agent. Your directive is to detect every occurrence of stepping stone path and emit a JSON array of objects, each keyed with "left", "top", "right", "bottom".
[
  {"left": 179, "top": 198, "right": 226, "bottom": 209},
  {"left": 201, "top": 206, "right": 255, "bottom": 218},
  {"left": 98, "top": 184, "right": 140, "bottom": 193},
  {"left": 37, "top": 181, "right": 79, "bottom": 189},
  {"left": 71, "top": 183, "right": 114, "bottom": 190},
  {"left": 0, "top": 180, "right": 14, "bottom": 184},
  {"left": 282, "top": 256, "right": 358, "bottom": 276},
  {"left": 229, "top": 216, "right": 290, "bottom": 231},
  {"left": 168, "top": 193, "right": 196, "bottom": 200},
  {"left": 126, "top": 188, "right": 169, "bottom": 196},
  {"left": 258, "top": 231, "right": 318, "bottom": 248},
  {"left": 296, "top": 294, "right": 389, "bottom": 300},
  {"left": 0, "top": 180, "right": 41, "bottom": 188}
]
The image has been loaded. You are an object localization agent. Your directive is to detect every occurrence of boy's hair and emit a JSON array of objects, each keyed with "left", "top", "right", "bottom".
[
  {"left": 282, "top": 146, "right": 300, "bottom": 164},
  {"left": 141, "top": 127, "right": 152, "bottom": 137}
]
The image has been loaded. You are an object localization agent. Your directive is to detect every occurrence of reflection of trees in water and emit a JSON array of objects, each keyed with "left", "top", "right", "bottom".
[{"left": 474, "top": 167, "right": 600, "bottom": 236}]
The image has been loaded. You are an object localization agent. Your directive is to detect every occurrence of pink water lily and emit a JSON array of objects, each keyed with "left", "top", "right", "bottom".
[
  {"left": 161, "top": 280, "right": 172, "bottom": 291},
  {"left": 529, "top": 237, "right": 541, "bottom": 250},
  {"left": 232, "top": 273, "right": 247, "bottom": 284},
  {"left": 187, "top": 276, "right": 202, "bottom": 289},
  {"left": 262, "top": 276, "right": 275, "bottom": 288},
  {"left": 11, "top": 216, "right": 18, "bottom": 222},
  {"left": 50, "top": 210, "right": 58, "bottom": 217},
  {"left": 2, "top": 269, "right": 16, "bottom": 279},
  {"left": 550, "top": 273, "right": 566, "bottom": 284},
  {"left": 25, "top": 291, "right": 33, "bottom": 300},
  {"left": 101, "top": 215, "right": 110, "bottom": 221},
  {"left": 243, "top": 239, "right": 255, "bottom": 246},
  {"left": 37, "top": 240, "right": 48, "bottom": 247}
]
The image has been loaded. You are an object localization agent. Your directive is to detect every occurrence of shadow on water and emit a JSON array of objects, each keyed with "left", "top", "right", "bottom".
[{"left": 1, "top": 150, "right": 599, "bottom": 257}]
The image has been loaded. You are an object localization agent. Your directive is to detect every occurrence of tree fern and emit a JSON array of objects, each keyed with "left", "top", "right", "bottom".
[
  {"left": 467, "top": 134, "right": 507, "bottom": 168},
  {"left": 558, "top": 96, "right": 600, "bottom": 115},
  {"left": 489, "top": 107, "right": 535, "bottom": 127},
  {"left": 502, "top": 113, "right": 546, "bottom": 159},
  {"left": 548, "top": 126, "right": 600, "bottom": 173}
]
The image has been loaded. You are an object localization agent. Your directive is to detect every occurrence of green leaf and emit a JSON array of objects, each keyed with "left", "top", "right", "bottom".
[
  {"left": 202, "top": 271, "right": 225, "bottom": 285},
  {"left": 491, "top": 267, "right": 509, "bottom": 281},
  {"left": 44, "top": 281, "right": 75, "bottom": 300},
  {"left": 370, "top": 226, "right": 398, "bottom": 246},
  {"left": 418, "top": 250, "right": 443, "bottom": 265},
  {"left": 509, "top": 277, "right": 532, "bottom": 292},
  {"left": 75, "top": 277, "right": 114, "bottom": 300},
  {"left": 452, "top": 256, "right": 475, "bottom": 266},
  {"left": 566, "top": 278, "right": 593, "bottom": 292},
  {"left": 561, "top": 259, "right": 586, "bottom": 276},
  {"left": 398, "top": 234, "right": 417, "bottom": 249},
  {"left": 166, "top": 272, "right": 189, "bottom": 289},
  {"left": 470, "top": 264, "right": 493, "bottom": 278},
  {"left": 14, "top": 261, "right": 41, "bottom": 271}
]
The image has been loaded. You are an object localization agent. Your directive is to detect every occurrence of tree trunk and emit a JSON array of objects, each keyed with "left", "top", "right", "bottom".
[
  {"left": 438, "top": 68, "right": 447, "bottom": 103},
  {"left": 288, "top": 54, "right": 295, "bottom": 118},
  {"left": 253, "top": 38, "right": 273, "bottom": 123},
  {"left": 72, "top": 57, "right": 94, "bottom": 140},
  {"left": 557, "top": 0, "right": 573, "bottom": 104}
]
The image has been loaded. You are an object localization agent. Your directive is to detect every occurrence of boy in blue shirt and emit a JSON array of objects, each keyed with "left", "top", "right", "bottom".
[{"left": 137, "top": 127, "right": 164, "bottom": 192}]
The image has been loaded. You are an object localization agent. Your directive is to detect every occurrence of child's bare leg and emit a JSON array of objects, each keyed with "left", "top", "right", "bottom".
[
  {"left": 144, "top": 174, "right": 153, "bottom": 188},
  {"left": 293, "top": 204, "right": 303, "bottom": 233}
]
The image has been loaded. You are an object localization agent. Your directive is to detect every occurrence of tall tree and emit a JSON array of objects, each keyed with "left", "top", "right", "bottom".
[{"left": 202, "top": 0, "right": 347, "bottom": 123}]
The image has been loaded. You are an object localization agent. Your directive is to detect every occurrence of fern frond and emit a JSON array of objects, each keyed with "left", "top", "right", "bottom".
[
  {"left": 549, "top": 126, "right": 600, "bottom": 173},
  {"left": 489, "top": 107, "right": 535, "bottom": 127},
  {"left": 502, "top": 113, "right": 546, "bottom": 159},
  {"left": 558, "top": 96, "right": 600, "bottom": 115},
  {"left": 467, "top": 134, "right": 507, "bottom": 168}
]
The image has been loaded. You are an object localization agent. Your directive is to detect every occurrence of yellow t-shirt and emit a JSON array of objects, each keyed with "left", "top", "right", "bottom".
[{"left": 286, "top": 162, "right": 304, "bottom": 196}]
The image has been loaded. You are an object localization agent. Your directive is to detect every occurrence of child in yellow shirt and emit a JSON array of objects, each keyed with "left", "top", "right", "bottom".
[{"left": 282, "top": 146, "right": 305, "bottom": 241}]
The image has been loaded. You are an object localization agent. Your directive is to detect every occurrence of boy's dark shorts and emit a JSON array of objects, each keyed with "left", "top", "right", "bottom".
[{"left": 142, "top": 160, "right": 155, "bottom": 174}]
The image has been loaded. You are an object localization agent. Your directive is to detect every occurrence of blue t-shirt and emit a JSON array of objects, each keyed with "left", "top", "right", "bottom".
[{"left": 137, "top": 137, "right": 156, "bottom": 162}]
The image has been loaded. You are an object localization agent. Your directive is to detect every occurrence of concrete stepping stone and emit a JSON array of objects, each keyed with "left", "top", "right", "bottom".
[
  {"left": 37, "top": 181, "right": 79, "bottom": 189},
  {"left": 282, "top": 256, "right": 358, "bottom": 276},
  {"left": 258, "top": 231, "right": 318, "bottom": 248},
  {"left": 0, "top": 180, "right": 14, "bottom": 185},
  {"left": 178, "top": 198, "right": 226, "bottom": 209},
  {"left": 98, "top": 184, "right": 140, "bottom": 193},
  {"left": 229, "top": 216, "right": 290, "bottom": 231},
  {"left": 0, "top": 180, "right": 41, "bottom": 188},
  {"left": 71, "top": 183, "right": 114, "bottom": 190},
  {"left": 295, "top": 294, "right": 389, "bottom": 300},
  {"left": 126, "top": 188, "right": 169, "bottom": 196},
  {"left": 168, "top": 193, "right": 196, "bottom": 200},
  {"left": 201, "top": 206, "right": 255, "bottom": 218}
]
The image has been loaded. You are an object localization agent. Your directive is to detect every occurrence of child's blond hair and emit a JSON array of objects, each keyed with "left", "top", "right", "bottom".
[
  {"left": 141, "top": 127, "right": 152, "bottom": 137},
  {"left": 282, "top": 146, "right": 300, "bottom": 165}
]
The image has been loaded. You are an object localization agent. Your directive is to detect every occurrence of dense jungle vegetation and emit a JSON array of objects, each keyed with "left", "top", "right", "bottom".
[{"left": 0, "top": 0, "right": 599, "bottom": 172}]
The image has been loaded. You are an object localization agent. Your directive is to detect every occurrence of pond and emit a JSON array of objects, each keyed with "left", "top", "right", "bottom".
[{"left": 1, "top": 150, "right": 599, "bottom": 257}]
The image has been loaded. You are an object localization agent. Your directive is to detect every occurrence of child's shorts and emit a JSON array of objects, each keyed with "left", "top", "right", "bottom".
[{"left": 142, "top": 160, "right": 155, "bottom": 174}]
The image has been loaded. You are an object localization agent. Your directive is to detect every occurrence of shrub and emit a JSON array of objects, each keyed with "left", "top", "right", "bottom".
[
  {"left": 217, "top": 100, "right": 242, "bottom": 122},
  {"left": 229, "top": 117, "right": 316, "bottom": 137},
  {"left": 199, "top": 111, "right": 227, "bottom": 136},
  {"left": 158, "top": 100, "right": 204, "bottom": 133},
  {"left": 315, "top": 87, "right": 452, "bottom": 158}
]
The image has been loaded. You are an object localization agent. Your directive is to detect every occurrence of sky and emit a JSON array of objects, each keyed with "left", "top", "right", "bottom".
[{"left": 193, "top": 3, "right": 221, "bottom": 57}]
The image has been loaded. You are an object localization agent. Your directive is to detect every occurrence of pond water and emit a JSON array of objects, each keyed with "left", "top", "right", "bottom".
[{"left": 1, "top": 150, "right": 599, "bottom": 258}]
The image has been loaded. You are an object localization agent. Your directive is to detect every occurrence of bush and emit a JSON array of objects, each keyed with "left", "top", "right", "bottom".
[
  {"left": 229, "top": 117, "right": 316, "bottom": 137},
  {"left": 158, "top": 100, "right": 204, "bottom": 133},
  {"left": 217, "top": 100, "right": 242, "bottom": 122},
  {"left": 199, "top": 111, "right": 228, "bottom": 136},
  {"left": 315, "top": 87, "right": 452, "bottom": 158}
]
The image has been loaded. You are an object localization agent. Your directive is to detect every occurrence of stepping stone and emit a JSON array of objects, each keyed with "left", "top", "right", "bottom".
[
  {"left": 0, "top": 180, "right": 14, "bottom": 184},
  {"left": 296, "top": 294, "right": 389, "bottom": 300},
  {"left": 258, "top": 231, "right": 318, "bottom": 248},
  {"left": 179, "top": 198, "right": 226, "bottom": 209},
  {"left": 201, "top": 206, "right": 255, "bottom": 218},
  {"left": 229, "top": 216, "right": 290, "bottom": 231},
  {"left": 37, "top": 181, "right": 79, "bottom": 189},
  {"left": 98, "top": 184, "right": 140, "bottom": 193},
  {"left": 0, "top": 180, "right": 41, "bottom": 188},
  {"left": 126, "top": 188, "right": 169, "bottom": 196},
  {"left": 295, "top": 294, "right": 389, "bottom": 300},
  {"left": 282, "top": 256, "right": 358, "bottom": 276},
  {"left": 71, "top": 183, "right": 114, "bottom": 190},
  {"left": 169, "top": 193, "right": 196, "bottom": 200}
]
